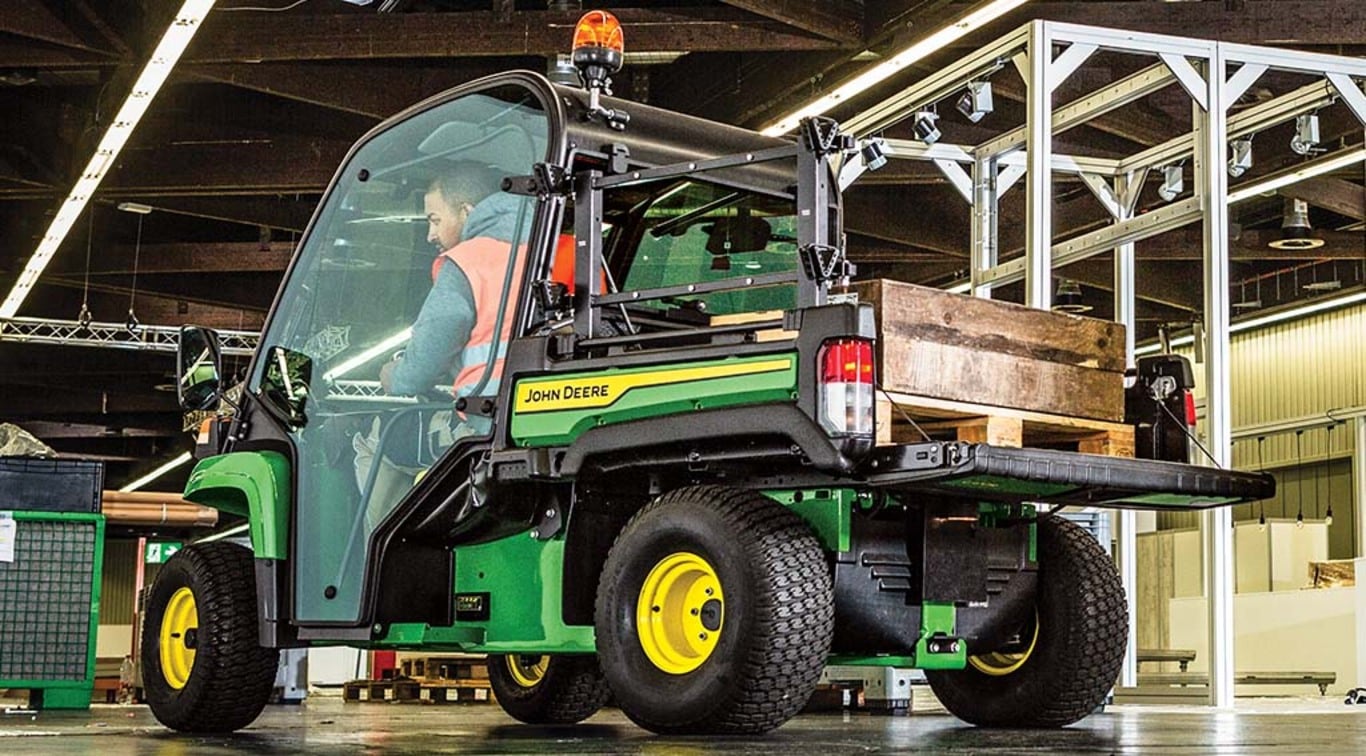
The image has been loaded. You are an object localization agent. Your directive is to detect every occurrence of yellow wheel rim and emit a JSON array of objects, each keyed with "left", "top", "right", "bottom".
[
  {"left": 506, "top": 655, "right": 549, "bottom": 688},
  {"left": 159, "top": 586, "right": 199, "bottom": 690},
  {"left": 968, "top": 612, "right": 1040, "bottom": 677},
  {"left": 636, "top": 552, "right": 724, "bottom": 675}
]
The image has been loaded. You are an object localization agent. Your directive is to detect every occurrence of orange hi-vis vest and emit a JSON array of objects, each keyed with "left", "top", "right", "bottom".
[{"left": 432, "top": 237, "right": 527, "bottom": 397}]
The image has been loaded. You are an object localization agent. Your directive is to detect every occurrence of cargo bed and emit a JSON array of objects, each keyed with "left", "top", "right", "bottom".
[{"left": 861, "top": 442, "right": 1274, "bottom": 510}]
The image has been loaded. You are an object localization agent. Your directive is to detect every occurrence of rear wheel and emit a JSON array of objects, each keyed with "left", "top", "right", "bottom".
[
  {"left": 487, "top": 654, "right": 609, "bottom": 724},
  {"left": 143, "top": 542, "right": 279, "bottom": 733},
  {"left": 926, "top": 516, "right": 1127, "bottom": 727},
  {"left": 595, "top": 486, "right": 834, "bottom": 734}
]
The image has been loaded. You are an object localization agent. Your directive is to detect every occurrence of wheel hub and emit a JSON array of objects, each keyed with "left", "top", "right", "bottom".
[
  {"left": 159, "top": 586, "right": 199, "bottom": 690},
  {"left": 968, "top": 610, "right": 1040, "bottom": 677},
  {"left": 506, "top": 655, "right": 549, "bottom": 688},
  {"left": 635, "top": 552, "right": 725, "bottom": 674}
]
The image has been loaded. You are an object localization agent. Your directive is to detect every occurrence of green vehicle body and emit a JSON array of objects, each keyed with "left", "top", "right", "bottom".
[{"left": 172, "top": 68, "right": 1273, "bottom": 679}]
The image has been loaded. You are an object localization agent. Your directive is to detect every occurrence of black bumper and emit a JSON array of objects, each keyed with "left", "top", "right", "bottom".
[{"left": 860, "top": 442, "right": 1274, "bottom": 510}]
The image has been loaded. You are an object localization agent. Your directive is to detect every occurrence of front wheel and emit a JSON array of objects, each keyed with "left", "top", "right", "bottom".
[
  {"left": 487, "top": 654, "right": 609, "bottom": 724},
  {"left": 926, "top": 516, "right": 1127, "bottom": 727},
  {"left": 595, "top": 486, "right": 834, "bottom": 735},
  {"left": 142, "top": 542, "right": 279, "bottom": 733}
]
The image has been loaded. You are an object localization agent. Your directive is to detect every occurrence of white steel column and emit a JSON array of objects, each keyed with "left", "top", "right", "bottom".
[
  {"left": 1356, "top": 417, "right": 1366, "bottom": 558},
  {"left": 1024, "top": 21, "right": 1053, "bottom": 309},
  {"left": 1114, "top": 171, "right": 1139, "bottom": 688},
  {"left": 970, "top": 155, "right": 998, "bottom": 299},
  {"left": 1195, "top": 50, "right": 1235, "bottom": 709}
]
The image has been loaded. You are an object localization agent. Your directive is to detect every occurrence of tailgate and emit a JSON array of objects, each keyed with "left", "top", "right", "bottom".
[{"left": 860, "top": 442, "right": 1274, "bottom": 510}]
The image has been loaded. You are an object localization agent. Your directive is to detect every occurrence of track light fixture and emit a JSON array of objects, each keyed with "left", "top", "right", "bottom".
[
  {"left": 911, "top": 109, "right": 941, "bottom": 145},
  {"left": 956, "top": 80, "right": 993, "bottom": 123},
  {"left": 1157, "top": 164, "right": 1183, "bottom": 202},
  {"left": 1228, "top": 136, "right": 1253, "bottom": 178},
  {"left": 1290, "top": 113, "right": 1320, "bottom": 156}
]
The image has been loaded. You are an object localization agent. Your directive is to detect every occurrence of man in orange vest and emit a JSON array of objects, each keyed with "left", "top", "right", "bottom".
[
  {"left": 380, "top": 164, "right": 531, "bottom": 404},
  {"left": 353, "top": 164, "right": 532, "bottom": 512}
]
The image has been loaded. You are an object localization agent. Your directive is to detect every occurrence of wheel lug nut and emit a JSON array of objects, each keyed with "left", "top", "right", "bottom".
[
  {"left": 691, "top": 608, "right": 699, "bottom": 616},
  {"left": 652, "top": 605, "right": 660, "bottom": 613},
  {"left": 699, "top": 633, "right": 707, "bottom": 640}
]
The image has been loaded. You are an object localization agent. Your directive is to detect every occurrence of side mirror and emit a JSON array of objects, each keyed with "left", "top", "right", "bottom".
[
  {"left": 177, "top": 326, "right": 222, "bottom": 411},
  {"left": 259, "top": 346, "right": 313, "bottom": 428}
]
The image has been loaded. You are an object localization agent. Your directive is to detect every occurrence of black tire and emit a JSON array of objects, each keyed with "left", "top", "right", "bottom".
[
  {"left": 925, "top": 516, "right": 1127, "bottom": 728},
  {"left": 594, "top": 485, "right": 834, "bottom": 735},
  {"left": 142, "top": 542, "right": 279, "bottom": 733},
  {"left": 487, "top": 654, "right": 610, "bottom": 724}
]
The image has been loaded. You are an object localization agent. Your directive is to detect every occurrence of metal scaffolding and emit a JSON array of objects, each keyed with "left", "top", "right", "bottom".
[
  {"left": 0, "top": 316, "right": 259, "bottom": 356},
  {"left": 845, "top": 20, "right": 1366, "bottom": 706}
]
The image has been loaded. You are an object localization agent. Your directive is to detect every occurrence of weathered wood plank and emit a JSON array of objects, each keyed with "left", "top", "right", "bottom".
[{"left": 855, "top": 279, "right": 1126, "bottom": 421}]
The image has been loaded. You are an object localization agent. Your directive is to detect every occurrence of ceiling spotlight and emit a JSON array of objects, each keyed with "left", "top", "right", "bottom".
[
  {"left": 117, "top": 201, "right": 153, "bottom": 215},
  {"left": 1269, "top": 198, "right": 1325, "bottom": 250},
  {"left": 956, "top": 81, "right": 993, "bottom": 123},
  {"left": 911, "top": 109, "right": 941, "bottom": 145},
  {"left": 1052, "top": 278, "right": 1091, "bottom": 314},
  {"left": 1157, "top": 164, "right": 1183, "bottom": 202},
  {"left": 1290, "top": 113, "right": 1320, "bottom": 156},
  {"left": 861, "top": 137, "right": 890, "bottom": 172},
  {"left": 1228, "top": 137, "right": 1253, "bottom": 178}
]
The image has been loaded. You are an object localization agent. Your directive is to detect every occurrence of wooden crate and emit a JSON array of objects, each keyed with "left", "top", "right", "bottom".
[{"left": 854, "top": 279, "right": 1127, "bottom": 422}]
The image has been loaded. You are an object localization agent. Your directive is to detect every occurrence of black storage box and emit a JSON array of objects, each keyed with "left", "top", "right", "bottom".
[{"left": 0, "top": 457, "right": 104, "bottom": 513}]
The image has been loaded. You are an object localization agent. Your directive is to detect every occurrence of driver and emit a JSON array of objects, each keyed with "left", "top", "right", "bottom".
[
  {"left": 353, "top": 163, "right": 532, "bottom": 516},
  {"left": 381, "top": 163, "right": 530, "bottom": 401}
]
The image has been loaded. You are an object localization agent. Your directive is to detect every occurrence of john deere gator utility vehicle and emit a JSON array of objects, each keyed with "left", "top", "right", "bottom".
[{"left": 148, "top": 11, "right": 1272, "bottom": 735}]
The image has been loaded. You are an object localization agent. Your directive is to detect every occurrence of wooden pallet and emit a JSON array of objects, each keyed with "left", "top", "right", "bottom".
[
  {"left": 876, "top": 391, "right": 1134, "bottom": 457},
  {"left": 343, "top": 677, "right": 492, "bottom": 704},
  {"left": 399, "top": 654, "right": 488, "bottom": 681}
]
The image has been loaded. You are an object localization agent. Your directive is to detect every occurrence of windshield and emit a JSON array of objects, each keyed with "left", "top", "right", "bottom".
[
  {"left": 614, "top": 180, "right": 798, "bottom": 317},
  {"left": 254, "top": 82, "right": 549, "bottom": 623}
]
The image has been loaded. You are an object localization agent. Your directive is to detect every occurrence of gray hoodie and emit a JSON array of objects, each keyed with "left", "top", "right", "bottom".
[{"left": 389, "top": 192, "right": 533, "bottom": 396}]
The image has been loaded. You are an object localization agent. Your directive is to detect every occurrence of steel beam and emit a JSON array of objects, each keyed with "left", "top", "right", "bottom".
[
  {"left": 1024, "top": 22, "right": 1052, "bottom": 309},
  {"left": 1194, "top": 51, "right": 1235, "bottom": 710}
]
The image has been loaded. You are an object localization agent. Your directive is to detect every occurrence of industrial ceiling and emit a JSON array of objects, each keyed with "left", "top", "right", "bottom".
[{"left": 0, "top": 0, "right": 1363, "bottom": 485}]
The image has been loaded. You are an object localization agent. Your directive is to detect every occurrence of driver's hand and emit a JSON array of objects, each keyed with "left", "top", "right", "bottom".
[{"left": 380, "top": 358, "right": 399, "bottom": 394}]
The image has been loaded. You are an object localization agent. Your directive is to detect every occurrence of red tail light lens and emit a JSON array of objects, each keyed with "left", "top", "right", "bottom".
[
  {"left": 818, "top": 338, "right": 874, "bottom": 437},
  {"left": 821, "top": 339, "right": 874, "bottom": 385},
  {"left": 1183, "top": 389, "right": 1197, "bottom": 426}
]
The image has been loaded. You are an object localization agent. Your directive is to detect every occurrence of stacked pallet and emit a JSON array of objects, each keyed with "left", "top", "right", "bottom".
[{"left": 344, "top": 654, "right": 492, "bottom": 705}]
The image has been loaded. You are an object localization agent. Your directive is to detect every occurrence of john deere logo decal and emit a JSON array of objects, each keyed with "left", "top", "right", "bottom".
[{"left": 513, "top": 358, "right": 793, "bottom": 414}]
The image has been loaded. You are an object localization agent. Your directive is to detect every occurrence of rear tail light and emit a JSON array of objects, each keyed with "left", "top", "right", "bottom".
[
  {"left": 1183, "top": 389, "right": 1197, "bottom": 426},
  {"left": 818, "top": 338, "right": 874, "bottom": 437}
]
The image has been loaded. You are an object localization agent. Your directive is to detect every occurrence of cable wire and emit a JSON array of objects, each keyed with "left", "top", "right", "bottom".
[{"left": 220, "top": 0, "right": 310, "bottom": 12}]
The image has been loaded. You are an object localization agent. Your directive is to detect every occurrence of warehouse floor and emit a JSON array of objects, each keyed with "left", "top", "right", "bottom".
[{"left": 2, "top": 695, "right": 1364, "bottom": 753}]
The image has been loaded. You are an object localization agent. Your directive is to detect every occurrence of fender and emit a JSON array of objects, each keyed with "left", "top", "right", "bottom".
[{"left": 183, "top": 451, "right": 291, "bottom": 560}]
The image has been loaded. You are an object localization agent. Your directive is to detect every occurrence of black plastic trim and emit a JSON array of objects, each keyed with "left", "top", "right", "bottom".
[
  {"left": 559, "top": 404, "right": 853, "bottom": 477},
  {"left": 862, "top": 442, "right": 1275, "bottom": 508}
]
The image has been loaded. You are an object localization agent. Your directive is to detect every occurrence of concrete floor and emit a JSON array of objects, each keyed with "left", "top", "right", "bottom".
[{"left": 2, "top": 695, "right": 1364, "bottom": 754}]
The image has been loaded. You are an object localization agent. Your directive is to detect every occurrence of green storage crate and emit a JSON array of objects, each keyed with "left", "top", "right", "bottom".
[{"left": 0, "top": 511, "right": 105, "bottom": 710}]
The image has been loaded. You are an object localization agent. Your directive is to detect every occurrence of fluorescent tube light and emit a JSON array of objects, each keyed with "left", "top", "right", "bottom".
[
  {"left": 0, "top": 0, "right": 217, "bottom": 318},
  {"left": 759, "top": 0, "right": 1030, "bottom": 136},
  {"left": 120, "top": 451, "right": 194, "bottom": 492},
  {"left": 1228, "top": 147, "right": 1365, "bottom": 204},
  {"left": 322, "top": 327, "right": 412, "bottom": 382},
  {"left": 196, "top": 523, "right": 250, "bottom": 544},
  {"left": 1134, "top": 289, "right": 1366, "bottom": 356}
]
